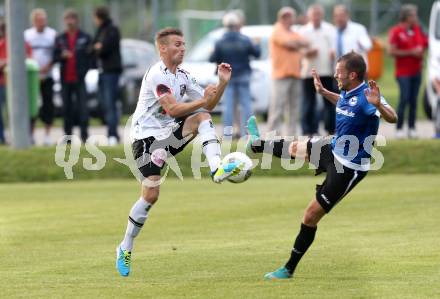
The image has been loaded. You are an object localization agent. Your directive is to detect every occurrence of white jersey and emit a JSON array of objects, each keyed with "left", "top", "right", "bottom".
[
  {"left": 299, "top": 21, "right": 336, "bottom": 78},
  {"left": 336, "top": 21, "right": 372, "bottom": 63},
  {"left": 130, "top": 61, "right": 205, "bottom": 140},
  {"left": 24, "top": 26, "right": 57, "bottom": 79}
]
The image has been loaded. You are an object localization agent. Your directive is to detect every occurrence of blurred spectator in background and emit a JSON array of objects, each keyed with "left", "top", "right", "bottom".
[
  {"left": 93, "top": 6, "right": 122, "bottom": 146},
  {"left": 299, "top": 4, "right": 337, "bottom": 136},
  {"left": 53, "top": 9, "right": 93, "bottom": 143},
  {"left": 268, "top": 7, "right": 308, "bottom": 136},
  {"left": 333, "top": 5, "right": 372, "bottom": 62},
  {"left": 0, "top": 21, "right": 33, "bottom": 145},
  {"left": 209, "top": 11, "right": 260, "bottom": 138},
  {"left": 25, "top": 8, "right": 56, "bottom": 145},
  {"left": 433, "top": 75, "right": 440, "bottom": 139},
  {"left": 389, "top": 4, "right": 428, "bottom": 139},
  {"left": 0, "top": 21, "right": 5, "bottom": 145}
]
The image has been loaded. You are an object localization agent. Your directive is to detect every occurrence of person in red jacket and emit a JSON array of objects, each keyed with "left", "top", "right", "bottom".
[
  {"left": 0, "top": 20, "right": 33, "bottom": 145},
  {"left": 53, "top": 9, "right": 93, "bottom": 143},
  {"left": 389, "top": 4, "right": 428, "bottom": 139}
]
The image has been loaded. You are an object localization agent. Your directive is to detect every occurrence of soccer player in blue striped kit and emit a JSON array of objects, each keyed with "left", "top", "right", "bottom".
[{"left": 247, "top": 52, "right": 398, "bottom": 279}]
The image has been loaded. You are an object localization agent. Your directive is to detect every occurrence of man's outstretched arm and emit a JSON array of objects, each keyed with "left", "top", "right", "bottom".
[
  {"left": 204, "top": 63, "right": 232, "bottom": 111},
  {"left": 311, "top": 69, "right": 339, "bottom": 105},
  {"left": 159, "top": 86, "right": 216, "bottom": 118},
  {"left": 365, "top": 80, "right": 398, "bottom": 123}
]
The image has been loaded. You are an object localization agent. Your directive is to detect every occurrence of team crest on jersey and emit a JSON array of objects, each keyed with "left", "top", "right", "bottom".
[
  {"left": 157, "top": 84, "right": 171, "bottom": 96},
  {"left": 348, "top": 96, "right": 358, "bottom": 106},
  {"left": 180, "top": 84, "right": 186, "bottom": 96}
]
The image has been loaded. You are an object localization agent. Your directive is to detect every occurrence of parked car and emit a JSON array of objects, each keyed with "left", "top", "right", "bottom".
[
  {"left": 53, "top": 38, "right": 159, "bottom": 118},
  {"left": 424, "top": 1, "right": 440, "bottom": 119},
  {"left": 181, "top": 25, "right": 272, "bottom": 118}
]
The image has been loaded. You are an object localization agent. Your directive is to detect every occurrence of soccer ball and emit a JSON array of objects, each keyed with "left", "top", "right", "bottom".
[{"left": 222, "top": 151, "right": 253, "bottom": 183}]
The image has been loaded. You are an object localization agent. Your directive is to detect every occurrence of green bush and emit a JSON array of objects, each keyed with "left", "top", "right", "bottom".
[{"left": 0, "top": 139, "right": 438, "bottom": 183}]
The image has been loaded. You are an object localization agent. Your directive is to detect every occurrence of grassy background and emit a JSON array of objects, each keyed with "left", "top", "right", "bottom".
[
  {"left": 1, "top": 175, "right": 439, "bottom": 298},
  {"left": 0, "top": 139, "right": 439, "bottom": 183}
]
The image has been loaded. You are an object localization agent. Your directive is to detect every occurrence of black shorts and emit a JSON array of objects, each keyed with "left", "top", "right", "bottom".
[
  {"left": 307, "top": 137, "right": 368, "bottom": 213},
  {"left": 132, "top": 117, "right": 192, "bottom": 178}
]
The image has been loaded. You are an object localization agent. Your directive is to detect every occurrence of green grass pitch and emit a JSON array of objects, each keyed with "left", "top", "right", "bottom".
[{"left": 1, "top": 175, "right": 439, "bottom": 298}]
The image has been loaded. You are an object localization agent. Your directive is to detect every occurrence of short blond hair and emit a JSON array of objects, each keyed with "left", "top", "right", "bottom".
[
  {"left": 155, "top": 27, "right": 183, "bottom": 48},
  {"left": 30, "top": 8, "right": 47, "bottom": 25}
]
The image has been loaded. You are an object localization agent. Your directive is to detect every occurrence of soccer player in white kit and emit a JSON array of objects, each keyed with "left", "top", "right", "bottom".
[{"left": 116, "top": 28, "right": 242, "bottom": 276}]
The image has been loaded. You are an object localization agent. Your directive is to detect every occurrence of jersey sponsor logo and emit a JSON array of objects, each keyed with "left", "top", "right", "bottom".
[
  {"left": 336, "top": 107, "right": 355, "bottom": 117},
  {"left": 157, "top": 106, "right": 167, "bottom": 115},
  {"left": 156, "top": 84, "right": 171, "bottom": 96},
  {"left": 180, "top": 84, "right": 186, "bottom": 96},
  {"left": 348, "top": 96, "right": 358, "bottom": 106}
]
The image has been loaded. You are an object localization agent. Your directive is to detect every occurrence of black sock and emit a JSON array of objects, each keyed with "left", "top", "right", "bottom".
[
  {"left": 251, "top": 139, "right": 292, "bottom": 159},
  {"left": 284, "top": 223, "right": 317, "bottom": 274}
]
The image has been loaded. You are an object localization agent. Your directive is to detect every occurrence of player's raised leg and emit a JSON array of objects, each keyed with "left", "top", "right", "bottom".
[
  {"left": 182, "top": 112, "right": 243, "bottom": 183},
  {"left": 246, "top": 115, "right": 260, "bottom": 148},
  {"left": 117, "top": 176, "right": 160, "bottom": 276},
  {"left": 246, "top": 116, "right": 309, "bottom": 160}
]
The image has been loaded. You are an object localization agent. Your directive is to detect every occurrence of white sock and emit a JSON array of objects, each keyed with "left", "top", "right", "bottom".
[
  {"left": 120, "top": 197, "right": 152, "bottom": 251},
  {"left": 198, "top": 119, "right": 221, "bottom": 172}
]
